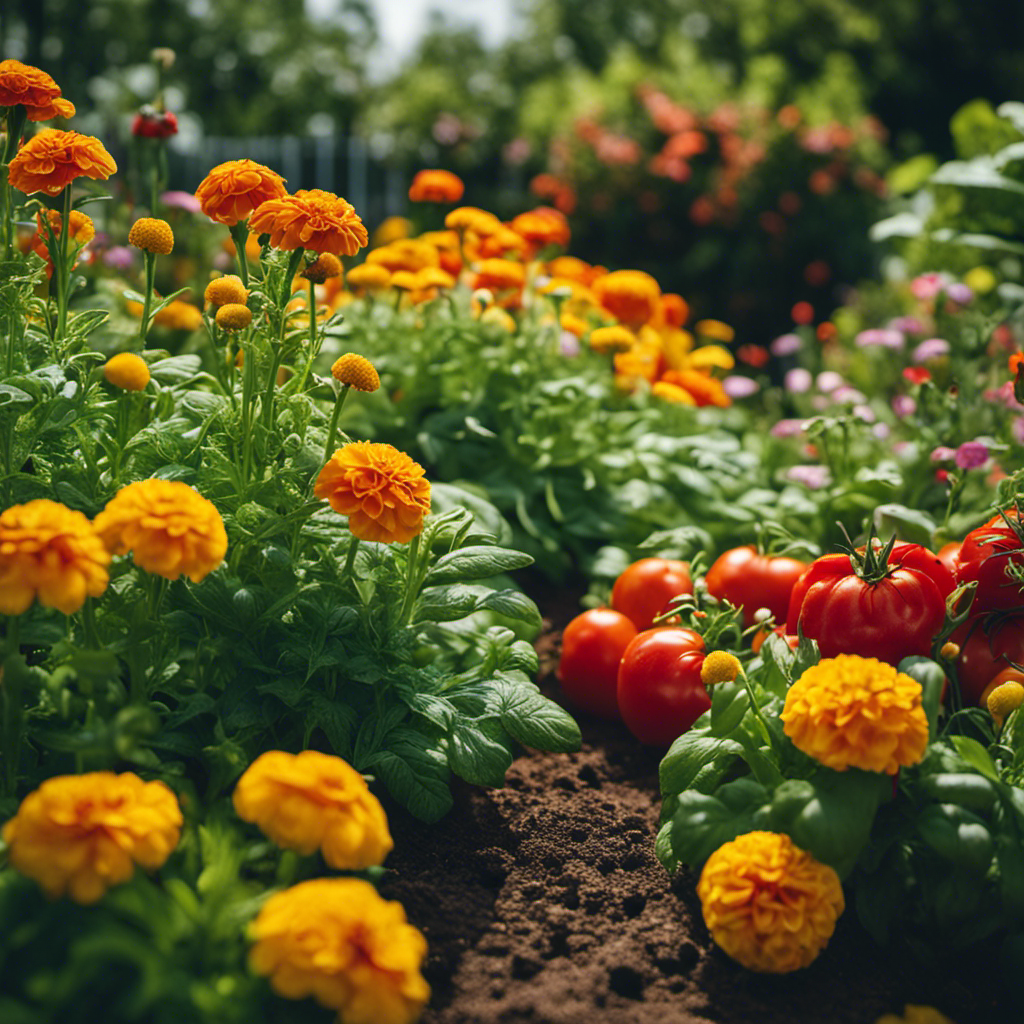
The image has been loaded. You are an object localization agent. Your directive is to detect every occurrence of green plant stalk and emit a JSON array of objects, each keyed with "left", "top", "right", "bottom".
[
  {"left": 322, "top": 384, "right": 351, "bottom": 463},
  {"left": 259, "top": 249, "right": 305, "bottom": 432},
  {"left": 308, "top": 279, "right": 317, "bottom": 353},
  {"left": 1, "top": 614, "right": 22, "bottom": 797},
  {"left": 81, "top": 596, "right": 102, "bottom": 649},
  {"left": 228, "top": 221, "right": 251, "bottom": 288},
  {"left": 1, "top": 106, "right": 27, "bottom": 258},
  {"left": 240, "top": 331, "right": 258, "bottom": 484},
  {"left": 54, "top": 186, "right": 73, "bottom": 343},
  {"left": 138, "top": 250, "right": 157, "bottom": 345}
]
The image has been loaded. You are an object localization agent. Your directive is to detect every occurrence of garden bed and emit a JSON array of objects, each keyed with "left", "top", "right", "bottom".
[{"left": 381, "top": 600, "right": 1003, "bottom": 1024}]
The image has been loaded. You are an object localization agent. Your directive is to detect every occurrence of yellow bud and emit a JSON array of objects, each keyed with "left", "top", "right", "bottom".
[
  {"left": 331, "top": 353, "right": 380, "bottom": 393},
  {"left": 939, "top": 641, "right": 960, "bottom": 660},
  {"left": 701, "top": 651, "right": 742, "bottom": 687},
  {"left": 987, "top": 681, "right": 1024, "bottom": 727}
]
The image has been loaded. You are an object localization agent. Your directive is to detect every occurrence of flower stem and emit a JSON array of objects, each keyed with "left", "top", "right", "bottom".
[
  {"left": 54, "top": 186, "right": 72, "bottom": 344},
  {"left": 1, "top": 614, "right": 23, "bottom": 797},
  {"left": 397, "top": 534, "right": 422, "bottom": 627},
  {"left": 138, "top": 250, "right": 157, "bottom": 345},
  {"left": 322, "top": 385, "right": 351, "bottom": 463},
  {"left": 228, "top": 221, "right": 250, "bottom": 288}
]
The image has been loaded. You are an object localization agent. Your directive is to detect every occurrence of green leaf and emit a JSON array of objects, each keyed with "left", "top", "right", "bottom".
[
  {"left": 477, "top": 588, "right": 543, "bottom": 631},
  {"left": 873, "top": 504, "right": 938, "bottom": 547},
  {"left": 917, "top": 803, "right": 994, "bottom": 871},
  {"left": 0, "top": 384, "right": 33, "bottom": 407},
  {"left": 415, "top": 583, "right": 488, "bottom": 623},
  {"left": 366, "top": 730, "right": 453, "bottom": 822},
  {"left": 494, "top": 680, "right": 581, "bottom": 752},
  {"left": 666, "top": 778, "right": 771, "bottom": 870},
  {"left": 446, "top": 717, "right": 514, "bottom": 787},
  {"left": 930, "top": 158, "right": 1024, "bottom": 194},
  {"left": 424, "top": 545, "right": 533, "bottom": 585},
  {"left": 660, "top": 721, "right": 744, "bottom": 796},
  {"left": 709, "top": 680, "right": 749, "bottom": 738},
  {"left": 951, "top": 735, "right": 1000, "bottom": 782}
]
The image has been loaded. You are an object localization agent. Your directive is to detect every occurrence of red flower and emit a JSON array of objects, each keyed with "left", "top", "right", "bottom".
[
  {"left": 132, "top": 108, "right": 179, "bottom": 139},
  {"left": 791, "top": 301, "right": 815, "bottom": 325},
  {"left": 903, "top": 366, "right": 932, "bottom": 385}
]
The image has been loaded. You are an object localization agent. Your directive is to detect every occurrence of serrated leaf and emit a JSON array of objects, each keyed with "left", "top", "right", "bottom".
[
  {"left": 424, "top": 545, "right": 533, "bottom": 585},
  {"left": 493, "top": 681, "right": 581, "bottom": 752},
  {"left": 366, "top": 731, "right": 453, "bottom": 822},
  {"left": 446, "top": 717, "right": 513, "bottom": 786}
]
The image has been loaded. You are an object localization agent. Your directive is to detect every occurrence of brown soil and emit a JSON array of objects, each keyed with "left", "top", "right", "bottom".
[{"left": 380, "top": 596, "right": 1006, "bottom": 1024}]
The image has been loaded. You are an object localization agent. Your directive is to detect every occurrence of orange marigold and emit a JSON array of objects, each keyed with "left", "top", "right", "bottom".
[
  {"left": 366, "top": 239, "right": 440, "bottom": 274},
  {"left": 473, "top": 258, "right": 526, "bottom": 293},
  {"left": 509, "top": 207, "right": 570, "bottom": 252},
  {"left": 27, "top": 209, "right": 94, "bottom": 278},
  {"left": 153, "top": 299, "right": 203, "bottom": 332},
  {"left": 204, "top": 274, "right": 249, "bottom": 307},
  {"left": 781, "top": 655, "right": 929, "bottom": 775},
  {"left": 314, "top": 442, "right": 431, "bottom": 545},
  {"left": 104, "top": 352, "right": 151, "bottom": 391},
  {"left": 660, "top": 293, "right": 690, "bottom": 328},
  {"left": 651, "top": 380, "right": 697, "bottom": 406},
  {"left": 93, "top": 479, "right": 228, "bottom": 582},
  {"left": 8, "top": 129, "right": 117, "bottom": 196},
  {"left": 444, "top": 206, "right": 502, "bottom": 236},
  {"left": 346, "top": 263, "right": 392, "bottom": 294},
  {"left": 249, "top": 189, "right": 368, "bottom": 257},
  {"left": 875, "top": 1006, "right": 958, "bottom": 1024},
  {"left": 589, "top": 325, "right": 635, "bottom": 354},
  {"left": 0, "top": 499, "right": 110, "bottom": 615},
  {"left": 695, "top": 318, "right": 735, "bottom": 343},
  {"left": 2, "top": 771, "right": 182, "bottom": 904},
  {"left": 332, "top": 353, "right": 380, "bottom": 392},
  {"left": 547, "top": 255, "right": 598, "bottom": 286},
  {"left": 408, "top": 169, "right": 465, "bottom": 204},
  {"left": 233, "top": 750, "right": 393, "bottom": 869},
  {"left": 593, "top": 269, "right": 662, "bottom": 329},
  {"left": 697, "top": 831, "right": 844, "bottom": 973},
  {"left": 195, "top": 158, "right": 286, "bottom": 226},
  {"left": 477, "top": 227, "right": 528, "bottom": 259},
  {"left": 660, "top": 369, "right": 731, "bottom": 408},
  {"left": 249, "top": 878, "right": 430, "bottom": 1024},
  {"left": 0, "top": 59, "right": 62, "bottom": 110},
  {"left": 25, "top": 96, "right": 75, "bottom": 123}
]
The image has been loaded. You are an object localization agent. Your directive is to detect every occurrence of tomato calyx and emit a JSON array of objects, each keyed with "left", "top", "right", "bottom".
[{"left": 842, "top": 526, "right": 900, "bottom": 586}]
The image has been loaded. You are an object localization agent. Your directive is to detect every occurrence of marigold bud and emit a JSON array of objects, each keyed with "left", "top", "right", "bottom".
[
  {"left": 331, "top": 353, "right": 380, "bottom": 392},
  {"left": 204, "top": 275, "right": 249, "bottom": 308},
  {"left": 939, "top": 641, "right": 960, "bottom": 660},
  {"left": 301, "top": 252, "right": 343, "bottom": 284},
  {"left": 589, "top": 325, "right": 635, "bottom": 354},
  {"left": 104, "top": 352, "right": 150, "bottom": 391},
  {"left": 701, "top": 651, "right": 742, "bottom": 687},
  {"left": 128, "top": 217, "right": 174, "bottom": 255},
  {"left": 215, "top": 303, "right": 253, "bottom": 331},
  {"left": 987, "top": 681, "right": 1024, "bottom": 726}
]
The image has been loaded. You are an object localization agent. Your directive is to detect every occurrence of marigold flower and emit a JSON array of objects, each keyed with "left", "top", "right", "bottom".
[
  {"left": 413, "top": 266, "right": 455, "bottom": 291},
  {"left": 695, "top": 318, "right": 735, "bottom": 343},
  {"left": 315, "top": 442, "right": 431, "bottom": 545},
  {"left": 301, "top": 252, "right": 343, "bottom": 284},
  {"left": 249, "top": 189, "right": 368, "bottom": 257},
  {"left": 478, "top": 226, "right": 528, "bottom": 259},
  {"left": 215, "top": 303, "right": 253, "bottom": 331},
  {"left": 688, "top": 344, "right": 735, "bottom": 372},
  {"left": 346, "top": 263, "right": 392, "bottom": 294},
  {"left": 204, "top": 274, "right": 249, "bottom": 307},
  {"left": 473, "top": 258, "right": 525, "bottom": 293},
  {"left": 444, "top": 206, "right": 502, "bottom": 236},
  {"left": 651, "top": 380, "right": 697, "bottom": 406},
  {"left": 390, "top": 270, "right": 419, "bottom": 292},
  {"left": 875, "top": 1005, "right": 957, "bottom": 1024},
  {"left": 0, "top": 59, "right": 61, "bottom": 110},
  {"left": 781, "top": 655, "right": 929, "bottom": 775},
  {"left": 371, "top": 215, "right": 412, "bottom": 247},
  {"left": 701, "top": 651, "right": 742, "bottom": 686},
  {"left": 615, "top": 345, "right": 662, "bottom": 387},
  {"left": 560, "top": 313, "right": 588, "bottom": 338},
  {"left": 25, "top": 96, "right": 76, "bottom": 122},
  {"left": 195, "top": 158, "right": 287, "bottom": 226},
  {"left": 2, "top": 772, "right": 182, "bottom": 904},
  {"left": 249, "top": 877, "right": 429, "bottom": 1024},
  {"left": 0, "top": 499, "right": 110, "bottom": 615},
  {"left": 366, "top": 239, "right": 440, "bottom": 274},
  {"left": 547, "top": 255, "right": 599, "bottom": 287},
  {"left": 697, "top": 831, "right": 844, "bottom": 973},
  {"left": 661, "top": 369, "right": 731, "bottom": 408},
  {"left": 593, "top": 270, "right": 662, "bottom": 329},
  {"left": 153, "top": 300, "right": 203, "bottom": 332},
  {"left": 93, "top": 479, "right": 227, "bottom": 582},
  {"left": 660, "top": 293, "right": 690, "bottom": 328},
  {"left": 408, "top": 169, "right": 464, "bottom": 204},
  {"left": 8, "top": 129, "right": 117, "bottom": 196},
  {"left": 37, "top": 208, "right": 95, "bottom": 247},
  {"left": 987, "top": 681, "right": 1024, "bottom": 727},
  {"left": 128, "top": 217, "right": 174, "bottom": 255},
  {"left": 234, "top": 751, "right": 393, "bottom": 868},
  {"left": 332, "top": 353, "right": 380, "bottom": 392},
  {"left": 104, "top": 352, "right": 151, "bottom": 391},
  {"left": 589, "top": 325, "right": 635, "bottom": 354},
  {"left": 509, "top": 207, "right": 570, "bottom": 252}
]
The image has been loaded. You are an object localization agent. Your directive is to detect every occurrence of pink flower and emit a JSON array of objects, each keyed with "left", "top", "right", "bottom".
[
  {"left": 770, "top": 419, "right": 805, "bottom": 438},
  {"left": 770, "top": 333, "right": 802, "bottom": 356},
  {"left": 912, "top": 337, "right": 950, "bottom": 362},
  {"left": 930, "top": 446, "right": 956, "bottom": 462},
  {"left": 816, "top": 371, "right": 844, "bottom": 393},
  {"left": 785, "top": 368, "right": 813, "bottom": 393},
  {"left": 892, "top": 395, "right": 916, "bottom": 419},
  {"left": 785, "top": 465, "right": 831, "bottom": 489},
  {"left": 954, "top": 441, "right": 988, "bottom": 469},
  {"left": 910, "top": 273, "right": 952, "bottom": 301},
  {"left": 855, "top": 328, "right": 904, "bottom": 350},
  {"left": 723, "top": 375, "right": 760, "bottom": 398}
]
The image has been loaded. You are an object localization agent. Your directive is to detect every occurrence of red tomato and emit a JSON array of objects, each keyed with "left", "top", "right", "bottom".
[
  {"left": 957, "top": 511, "right": 1024, "bottom": 613},
  {"left": 705, "top": 546, "right": 808, "bottom": 627},
  {"left": 557, "top": 608, "right": 637, "bottom": 719},
  {"left": 937, "top": 541, "right": 961, "bottom": 577},
  {"left": 616, "top": 627, "right": 708, "bottom": 745},
  {"left": 952, "top": 613, "right": 1024, "bottom": 705},
  {"left": 611, "top": 558, "right": 693, "bottom": 631}
]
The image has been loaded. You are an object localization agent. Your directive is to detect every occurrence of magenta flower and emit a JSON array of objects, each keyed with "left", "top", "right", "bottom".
[
  {"left": 831, "top": 386, "right": 867, "bottom": 405},
  {"left": 1013, "top": 419, "right": 1024, "bottom": 445},
  {"left": 888, "top": 315, "right": 927, "bottom": 334},
  {"left": 770, "top": 333, "right": 802, "bottom": 356},
  {"left": 912, "top": 337, "right": 950, "bottom": 362},
  {"left": 946, "top": 283, "right": 973, "bottom": 306},
  {"left": 910, "top": 272, "right": 952, "bottom": 301},
  {"left": 892, "top": 395, "right": 917, "bottom": 419},
  {"left": 723, "top": 375, "right": 759, "bottom": 398},
  {"left": 954, "top": 441, "right": 989, "bottom": 469},
  {"left": 160, "top": 190, "right": 202, "bottom": 213}
]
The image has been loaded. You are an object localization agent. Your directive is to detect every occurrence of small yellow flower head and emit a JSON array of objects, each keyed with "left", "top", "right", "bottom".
[
  {"left": 151, "top": 300, "right": 203, "bottom": 332},
  {"left": 204, "top": 274, "right": 249, "bottom": 308},
  {"left": 589, "top": 325, "right": 635, "bottom": 354},
  {"left": 694, "top": 318, "right": 735, "bottom": 343},
  {"left": 781, "top": 655, "right": 929, "bottom": 775},
  {"left": 963, "top": 266, "right": 997, "bottom": 296},
  {"left": 688, "top": 343, "right": 736, "bottom": 372},
  {"left": 331, "top": 353, "right": 380, "bottom": 392},
  {"left": 301, "top": 252, "right": 343, "bottom": 284},
  {"left": 233, "top": 750, "right": 393, "bottom": 868},
  {"left": 987, "top": 681, "right": 1024, "bottom": 726},
  {"left": 0, "top": 499, "right": 110, "bottom": 615},
  {"left": 414, "top": 266, "right": 455, "bottom": 290},
  {"left": 128, "top": 217, "right": 174, "bottom": 255},
  {"left": 390, "top": 270, "right": 419, "bottom": 292},
  {"left": 346, "top": 263, "right": 392, "bottom": 294},
  {"left": 103, "top": 352, "right": 150, "bottom": 391},
  {"left": 479, "top": 306, "right": 517, "bottom": 333},
  {"left": 939, "top": 641, "right": 960, "bottom": 660},
  {"left": 701, "top": 651, "right": 742, "bottom": 687},
  {"left": 697, "top": 831, "right": 844, "bottom": 973},
  {"left": 651, "top": 380, "right": 697, "bottom": 406},
  {"left": 93, "top": 479, "right": 228, "bottom": 582},
  {"left": 249, "top": 877, "right": 430, "bottom": 1024},
  {"left": 2, "top": 771, "right": 182, "bottom": 904},
  {"left": 215, "top": 303, "right": 253, "bottom": 332},
  {"left": 444, "top": 205, "right": 502, "bottom": 236},
  {"left": 875, "top": 1005, "right": 958, "bottom": 1024}
]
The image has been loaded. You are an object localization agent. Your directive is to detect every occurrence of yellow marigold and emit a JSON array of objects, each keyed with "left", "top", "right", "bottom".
[
  {"left": 153, "top": 299, "right": 203, "bottom": 332},
  {"left": 701, "top": 651, "right": 742, "bottom": 686},
  {"left": 93, "top": 479, "right": 228, "bottom": 582},
  {"left": 615, "top": 344, "right": 662, "bottom": 388},
  {"left": 660, "top": 293, "right": 690, "bottom": 328},
  {"left": 249, "top": 877, "right": 429, "bottom": 1024},
  {"left": 473, "top": 258, "right": 525, "bottom": 293},
  {"left": 593, "top": 269, "right": 662, "bottom": 329},
  {"left": 688, "top": 344, "right": 735, "bottom": 372},
  {"left": 987, "top": 681, "right": 1024, "bottom": 727},
  {"left": 366, "top": 239, "right": 440, "bottom": 274},
  {"left": 332, "top": 353, "right": 381, "bottom": 392},
  {"left": 371, "top": 215, "right": 413, "bottom": 247},
  {"left": 781, "top": 655, "right": 929, "bottom": 775},
  {"left": 444, "top": 206, "right": 503, "bottom": 236},
  {"left": 0, "top": 499, "right": 110, "bottom": 615},
  {"left": 875, "top": 1006, "right": 957, "bottom": 1024},
  {"left": 8, "top": 129, "right": 117, "bottom": 196},
  {"left": 195, "top": 158, "right": 287, "bottom": 226},
  {"left": 0, "top": 59, "right": 62, "bottom": 110},
  {"left": 662, "top": 328, "right": 695, "bottom": 371},
  {"left": 589, "top": 325, "right": 635, "bottom": 354},
  {"left": 698, "top": 831, "right": 844, "bottom": 973},
  {"left": 479, "top": 306, "right": 517, "bottom": 333},
  {"left": 509, "top": 207, "right": 570, "bottom": 252},
  {"left": 215, "top": 303, "right": 253, "bottom": 331},
  {"left": 390, "top": 270, "right": 419, "bottom": 292},
  {"left": 651, "top": 380, "right": 697, "bottom": 406},
  {"left": 695, "top": 318, "right": 735, "bottom": 343},
  {"left": 249, "top": 189, "right": 368, "bottom": 257},
  {"left": 547, "top": 255, "right": 597, "bottom": 286},
  {"left": 478, "top": 227, "right": 528, "bottom": 259},
  {"left": 128, "top": 217, "right": 174, "bottom": 255},
  {"left": 408, "top": 169, "right": 464, "bottom": 204},
  {"left": 314, "top": 442, "right": 431, "bottom": 545},
  {"left": 301, "top": 252, "right": 343, "bottom": 284},
  {"left": 37, "top": 208, "right": 95, "bottom": 247},
  {"left": 560, "top": 313, "right": 588, "bottom": 338},
  {"left": 414, "top": 266, "right": 455, "bottom": 291},
  {"left": 204, "top": 274, "right": 249, "bottom": 307},
  {"left": 2, "top": 771, "right": 182, "bottom": 904},
  {"left": 346, "top": 263, "right": 392, "bottom": 294},
  {"left": 104, "top": 352, "right": 150, "bottom": 391},
  {"left": 233, "top": 750, "right": 393, "bottom": 869}
]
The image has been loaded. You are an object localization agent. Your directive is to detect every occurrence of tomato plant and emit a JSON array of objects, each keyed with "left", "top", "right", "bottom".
[
  {"left": 616, "top": 627, "right": 708, "bottom": 745},
  {"left": 952, "top": 613, "right": 1024, "bottom": 705},
  {"left": 611, "top": 558, "right": 693, "bottom": 631},
  {"left": 705, "top": 545, "right": 808, "bottom": 627},
  {"left": 957, "top": 509, "right": 1024, "bottom": 613},
  {"left": 557, "top": 608, "right": 637, "bottom": 719}
]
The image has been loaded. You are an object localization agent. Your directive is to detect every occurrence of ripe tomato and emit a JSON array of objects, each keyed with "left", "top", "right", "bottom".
[
  {"left": 787, "top": 552, "right": 946, "bottom": 666},
  {"left": 705, "top": 546, "right": 808, "bottom": 627},
  {"left": 957, "top": 510, "right": 1024, "bottom": 613},
  {"left": 937, "top": 541, "right": 961, "bottom": 577},
  {"left": 611, "top": 557, "right": 693, "bottom": 631},
  {"left": 952, "top": 613, "right": 1024, "bottom": 705},
  {"left": 616, "top": 627, "right": 708, "bottom": 745},
  {"left": 557, "top": 608, "right": 637, "bottom": 719}
]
